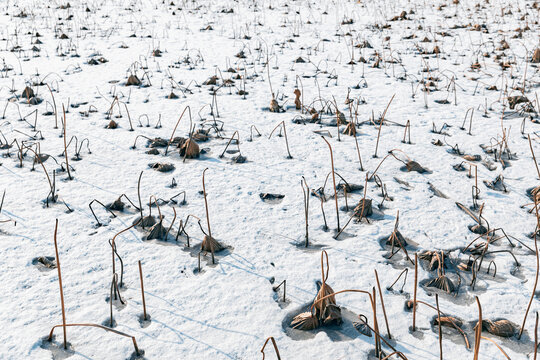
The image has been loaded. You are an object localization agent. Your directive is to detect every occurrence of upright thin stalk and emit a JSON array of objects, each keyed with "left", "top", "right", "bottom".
[
  {"left": 138, "top": 260, "right": 147, "bottom": 321},
  {"left": 202, "top": 168, "right": 211, "bottom": 238},
  {"left": 373, "top": 94, "right": 395, "bottom": 158},
  {"left": 519, "top": 194, "right": 540, "bottom": 339},
  {"left": 53, "top": 219, "right": 67, "bottom": 349},
  {"left": 534, "top": 312, "right": 538, "bottom": 360},
  {"left": 321, "top": 136, "right": 340, "bottom": 232},
  {"left": 436, "top": 294, "right": 443, "bottom": 360},
  {"left": 62, "top": 106, "right": 72, "bottom": 180},
  {"left": 375, "top": 269, "right": 391, "bottom": 339},
  {"left": 413, "top": 252, "right": 418, "bottom": 331},
  {"left": 137, "top": 171, "right": 144, "bottom": 228},
  {"left": 473, "top": 296, "right": 482, "bottom": 360}
]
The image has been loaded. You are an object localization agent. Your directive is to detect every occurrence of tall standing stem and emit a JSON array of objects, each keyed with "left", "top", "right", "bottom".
[
  {"left": 321, "top": 136, "right": 340, "bottom": 232},
  {"left": 62, "top": 106, "right": 72, "bottom": 180},
  {"left": 53, "top": 219, "right": 67, "bottom": 349}
]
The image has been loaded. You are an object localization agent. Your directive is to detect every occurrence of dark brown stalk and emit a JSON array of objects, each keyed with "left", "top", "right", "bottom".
[
  {"left": 321, "top": 136, "right": 340, "bottom": 232},
  {"left": 260, "top": 336, "right": 281, "bottom": 360},
  {"left": 519, "top": 194, "right": 540, "bottom": 339},
  {"left": 138, "top": 260, "right": 147, "bottom": 321},
  {"left": 53, "top": 219, "right": 67, "bottom": 349},
  {"left": 165, "top": 106, "right": 190, "bottom": 155},
  {"left": 535, "top": 312, "right": 538, "bottom": 360},
  {"left": 268, "top": 121, "right": 292, "bottom": 159},
  {"left": 373, "top": 94, "right": 396, "bottom": 158},
  {"left": 436, "top": 294, "right": 443, "bottom": 360},
  {"left": 413, "top": 252, "right": 418, "bottom": 331},
  {"left": 62, "top": 106, "right": 72, "bottom": 180},
  {"left": 473, "top": 296, "right": 482, "bottom": 360},
  {"left": 47, "top": 323, "right": 139, "bottom": 355},
  {"left": 301, "top": 177, "right": 309, "bottom": 247},
  {"left": 374, "top": 269, "right": 391, "bottom": 339}
]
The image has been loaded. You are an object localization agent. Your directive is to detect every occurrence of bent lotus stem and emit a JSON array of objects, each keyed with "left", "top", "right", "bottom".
[
  {"left": 62, "top": 106, "right": 72, "bottom": 180},
  {"left": 321, "top": 136, "right": 340, "bottom": 232},
  {"left": 202, "top": 168, "right": 212, "bottom": 238},
  {"left": 260, "top": 336, "right": 281, "bottom": 360},
  {"left": 47, "top": 323, "right": 140, "bottom": 355},
  {"left": 473, "top": 296, "right": 482, "bottom": 360},
  {"left": 138, "top": 260, "right": 147, "bottom": 321},
  {"left": 375, "top": 269, "right": 391, "bottom": 339},
  {"left": 269, "top": 121, "right": 292, "bottom": 159},
  {"left": 220, "top": 131, "right": 240, "bottom": 158},
  {"left": 165, "top": 106, "right": 191, "bottom": 155},
  {"left": 53, "top": 219, "right": 67, "bottom": 349},
  {"left": 519, "top": 194, "right": 540, "bottom": 340}
]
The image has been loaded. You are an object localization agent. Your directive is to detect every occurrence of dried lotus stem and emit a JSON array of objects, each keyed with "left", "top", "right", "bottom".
[
  {"left": 373, "top": 94, "right": 395, "bottom": 158},
  {"left": 375, "top": 269, "right": 391, "bottom": 339},
  {"left": 268, "top": 121, "right": 292, "bottom": 159},
  {"left": 413, "top": 253, "right": 418, "bottom": 331},
  {"left": 220, "top": 131, "right": 240, "bottom": 158},
  {"left": 260, "top": 336, "right": 281, "bottom": 360},
  {"left": 473, "top": 296, "right": 482, "bottom": 360},
  {"left": 53, "top": 219, "right": 67, "bottom": 349},
  {"left": 436, "top": 294, "right": 443, "bottom": 360},
  {"left": 165, "top": 106, "right": 191, "bottom": 155},
  {"left": 321, "top": 136, "right": 340, "bottom": 232},
  {"left": 519, "top": 194, "right": 540, "bottom": 340},
  {"left": 138, "top": 260, "right": 147, "bottom": 321}
]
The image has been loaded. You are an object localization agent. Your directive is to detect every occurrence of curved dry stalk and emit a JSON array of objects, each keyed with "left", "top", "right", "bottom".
[
  {"left": 202, "top": 168, "right": 211, "bottom": 238},
  {"left": 62, "top": 105, "right": 72, "bottom": 180},
  {"left": 268, "top": 121, "right": 292, "bottom": 159},
  {"left": 52, "top": 219, "right": 67, "bottom": 349},
  {"left": 474, "top": 296, "right": 482, "bottom": 360},
  {"left": 321, "top": 136, "right": 340, "bottom": 232},
  {"left": 219, "top": 131, "right": 240, "bottom": 158},
  {"left": 519, "top": 194, "right": 540, "bottom": 340},
  {"left": 375, "top": 269, "right": 391, "bottom": 339},
  {"left": 47, "top": 323, "right": 140, "bottom": 355},
  {"left": 373, "top": 94, "right": 396, "bottom": 158},
  {"left": 138, "top": 260, "right": 147, "bottom": 321},
  {"left": 260, "top": 336, "right": 281, "bottom": 360},
  {"left": 165, "top": 106, "right": 191, "bottom": 155}
]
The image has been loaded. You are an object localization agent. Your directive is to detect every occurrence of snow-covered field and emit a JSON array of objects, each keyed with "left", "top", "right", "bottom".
[{"left": 0, "top": 0, "right": 539, "bottom": 358}]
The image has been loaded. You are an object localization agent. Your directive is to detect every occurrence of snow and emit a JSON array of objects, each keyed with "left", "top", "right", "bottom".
[{"left": 0, "top": 0, "right": 539, "bottom": 359}]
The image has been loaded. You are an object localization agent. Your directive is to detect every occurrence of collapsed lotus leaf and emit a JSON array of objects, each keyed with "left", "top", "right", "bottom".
[
  {"left": 139, "top": 215, "right": 156, "bottom": 228},
  {"left": 150, "top": 163, "right": 175, "bottom": 172},
  {"left": 434, "top": 316, "right": 462, "bottom": 328},
  {"left": 21, "top": 86, "right": 35, "bottom": 99},
  {"left": 232, "top": 154, "right": 246, "bottom": 163},
  {"left": 201, "top": 235, "right": 224, "bottom": 253},
  {"left": 425, "top": 275, "right": 455, "bottom": 294},
  {"left": 353, "top": 198, "right": 373, "bottom": 218},
  {"left": 532, "top": 48, "right": 540, "bottom": 63},
  {"left": 180, "top": 139, "right": 200, "bottom": 159},
  {"left": 108, "top": 197, "right": 125, "bottom": 211},
  {"left": 146, "top": 221, "right": 167, "bottom": 240},
  {"left": 353, "top": 315, "right": 372, "bottom": 337},
  {"left": 321, "top": 303, "right": 342, "bottom": 326},
  {"left": 386, "top": 230, "right": 408, "bottom": 248},
  {"left": 35, "top": 256, "right": 57, "bottom": 269},
  {"left": 126, "top": 74, "right": 141, "bottom": 86},
  {"left": 405, "top": 160, "right": 429, "bottom": 173},
  {"left": 508, "top": 95, "right": 529, "bottom": 109},
  {"left": 107, "top": 120, "right": 118, "bottom": 129},
  {"left": 314, "top": 283, "right": 336, "bottom": 320},
  {"left": 149, "top": 138, "right": 168, "bottom": 148},
  {"left": 168, "top": 92, "right": 178, "bottom": 99},
  {"left": 34, "top": 154, "right": 49, "bottom": 164},
  {"left": 269, "top": 99, "right": 281, "bottom": 113},
  {"left": 481, "top": 319, "right": 515, "bottom": 338},
  {"left": 344, "top": 122, "right": 356, "bottom": 136},
  {"left": 469, "top": 223, "right": 487, "bottom": 235},
  {"left": 291, "top": 312, "right": 319, "bottom": 330}
]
